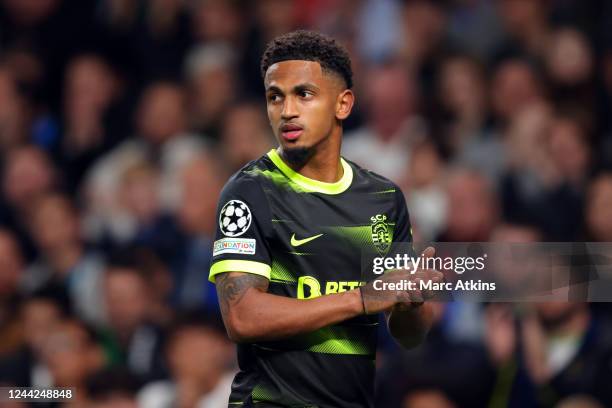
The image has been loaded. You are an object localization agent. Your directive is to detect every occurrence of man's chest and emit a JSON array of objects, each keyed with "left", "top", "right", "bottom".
[{"left": 263, "top": 190, "right": 397, "bottom": 298}]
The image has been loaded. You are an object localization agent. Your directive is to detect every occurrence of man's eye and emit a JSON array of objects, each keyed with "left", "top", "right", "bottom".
[
  {"left": 299, "top": 91, "right": 313, "bottom": 98},
  {"left": 268, "top": 94, "right": 281, "bottom": 102}
]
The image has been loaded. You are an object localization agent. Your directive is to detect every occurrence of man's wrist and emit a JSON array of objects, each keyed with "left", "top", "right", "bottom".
[
  {"left": 347, "top": 289, "right": 366, "bottom": 316},
  {"left": 358, "top": 286, "right": 368, "bottom": 315}
]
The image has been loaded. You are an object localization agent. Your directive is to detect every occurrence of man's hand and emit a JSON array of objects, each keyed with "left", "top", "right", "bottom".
[
  {"left": 376, "top": 247, "right": 442, "bottom": 349},
  {"left": 360, "top": 246, "right": 443, "bottom": 314}
]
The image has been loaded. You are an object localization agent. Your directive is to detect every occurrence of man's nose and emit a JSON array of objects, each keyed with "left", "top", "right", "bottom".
[{"left": 281, "top": 96, "right": 299, "bottom": 119}]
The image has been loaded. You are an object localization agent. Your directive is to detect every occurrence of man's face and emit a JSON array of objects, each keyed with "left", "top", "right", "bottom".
[{"left": 264, "top": 60, "right": 345, "bottom": 155}]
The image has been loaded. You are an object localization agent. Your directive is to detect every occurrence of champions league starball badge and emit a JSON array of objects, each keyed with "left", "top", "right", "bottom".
[{"left": 220, "top": 200, "right": 252, "bottom": 237}]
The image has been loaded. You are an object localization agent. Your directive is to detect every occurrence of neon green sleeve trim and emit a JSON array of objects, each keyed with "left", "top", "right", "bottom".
[{"left": 209, "top": 260, "right": 271, "bottom": 283}]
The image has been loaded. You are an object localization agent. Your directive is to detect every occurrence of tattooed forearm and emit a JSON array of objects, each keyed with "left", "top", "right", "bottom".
[{"left": 216, "top": 272, "right": 269, "bottom": 317}]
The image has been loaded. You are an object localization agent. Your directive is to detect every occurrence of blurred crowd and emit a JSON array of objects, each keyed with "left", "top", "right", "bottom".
[{"left": 1, "top": 0, "right": 612, "bottom": 407}]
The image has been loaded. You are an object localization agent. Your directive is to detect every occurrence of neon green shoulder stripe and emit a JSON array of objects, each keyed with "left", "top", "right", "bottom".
[
  {"left": 209, "top": 260, "right": 271, "bottom": 283},
  {"left": 267, "top": 149, "right": 353, "bottom": 195}
]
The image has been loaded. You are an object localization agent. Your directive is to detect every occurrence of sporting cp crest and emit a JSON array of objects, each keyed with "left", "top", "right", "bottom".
[{"left": 370, "top": 214, "right": 391, "bottom": 255}]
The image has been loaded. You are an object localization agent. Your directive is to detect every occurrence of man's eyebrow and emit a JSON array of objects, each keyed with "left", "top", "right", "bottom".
[
  {"left": 265, "top": 83, "right": 321, "bottom": 93},
  {"left": 294, "top": 83, "right": 320, "bottom": 92}
]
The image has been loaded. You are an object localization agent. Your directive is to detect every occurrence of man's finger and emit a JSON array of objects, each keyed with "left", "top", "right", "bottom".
[
  {"left": 421, "top": 246, "right": 435, "bottom": 259},
  {"left": 411, "top": 290, "right": 424, "bottom": 303},
  {"left": 398, "top": 291, "right": 411, "bottom": 304},
  {"left": 431, "top": 270, "right": 444, "bottom": 283}
]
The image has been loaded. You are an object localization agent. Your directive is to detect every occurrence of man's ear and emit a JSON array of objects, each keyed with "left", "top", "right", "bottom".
[{"left": 336, "top": 89, "right": 355, "bottom": 121}]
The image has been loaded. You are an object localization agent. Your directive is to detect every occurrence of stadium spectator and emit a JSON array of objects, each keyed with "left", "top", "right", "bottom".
[
  {"left": 138, "top": 312, "right": 234, "bottom": 408},
  {"left": 520, "top": 302, "right": 612, "bottom": 406},
  {"left": 110, "top": 248, "right": 174, "bottom": 330},
  {"left": 55, "top": 54, "right": 124, "bottom": 193},
  {"left": 171, "top": 153, "right": 224, "bottom": 309},
  {"left": 545, "top": 28, "right": 595, "bottom": 109},
  {"left": 376, "top": 302, "right": 495, "bottom": 408},
  {"left": 400, "top": 140, "right": 447, "bottom": 242},
  {"left": 501, "top": 105, "right": 586, "bottom": 239},
  {"left": 343, "top": 62, "right": 425, "bottom": 182},
  {"left": 432, "top": 54, "right": 506, "bottom": 181},
  {"left": 0, "top": 289, "right": 68, "bottom": 387},
  {"left": 22, "top": 193, "right": 106, "bottom": 325},
  {"left": 547, "top": 112, "right": 592, "bottom": 189},
  {"left": 84, "top": 81, "right": 204, "bottom": 244},
  {"left": 116, "top": 160, "right": 187, "bottom": 266},
  {"left": 1, "top": 146, "right": 58, "bottom": 259},
  {"left": 184, "top": 44, "right": 238, "bottom": 139},
  {"left": 42, "top": 318, "right": 105, "bottom": 407},
  {"left": 86, "top": 366, "right": 140, "bottom": 408},
  {"left": 434, "top": 55, "right": 489, "bottom": 156},
  {"left": 119, "top": 160, "right": 163, "bottom": 234},
  {"left": 100, "top": 255, "right": 165, "bottom": 381},
  {"left": 437, "top": 168, "right": 499, "bottom": 242},
  {"left": 483, "top": 222, "right": 543, "bottom": 397},
  {"left": 490, "top": 59, "right": 545, "bottom": 128},
  {"left": 218, "top": 101, "right": 274, "bottom": 173},
  {"left": 400, "top": 0, "right": 449, "bottom": 77},
  {"left": 2, "top": 146, "right": 56, "bottom": 212}
]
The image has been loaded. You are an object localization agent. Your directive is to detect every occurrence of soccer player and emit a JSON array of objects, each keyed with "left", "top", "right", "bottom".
[{"left": 209, "top": 30, "right": 441, "bottom": 407}]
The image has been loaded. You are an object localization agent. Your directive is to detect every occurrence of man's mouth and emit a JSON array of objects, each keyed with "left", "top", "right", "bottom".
[{"left": 280, "top": 123, "right": 304, "bottom": 141}]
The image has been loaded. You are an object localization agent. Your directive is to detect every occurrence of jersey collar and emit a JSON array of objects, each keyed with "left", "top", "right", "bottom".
[{"left": 267, "top": 149, "right": 353, "bottom": 195}]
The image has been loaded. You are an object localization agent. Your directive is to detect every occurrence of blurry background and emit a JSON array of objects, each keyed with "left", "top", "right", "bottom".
[{"left": 1, "top": 0, "right": 612, "bottom": 407}]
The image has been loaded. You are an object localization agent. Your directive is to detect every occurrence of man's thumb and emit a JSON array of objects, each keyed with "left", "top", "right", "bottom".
[{"left": 421, "top": 246, "right": 435, "bottom": 259}]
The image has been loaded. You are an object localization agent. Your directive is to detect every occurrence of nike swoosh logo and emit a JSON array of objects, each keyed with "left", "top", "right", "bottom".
[{"left": 290, "top": 233, "right": 324, "bottom": 247}]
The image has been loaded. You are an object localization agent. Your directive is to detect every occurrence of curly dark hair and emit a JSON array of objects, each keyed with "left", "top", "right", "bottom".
[{"left": 260, "top": 30, "right": 353, "bottom": 89}]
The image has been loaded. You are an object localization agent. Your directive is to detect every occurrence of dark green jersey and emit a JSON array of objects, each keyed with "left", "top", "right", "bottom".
[{"left": 210, "top": 149, "right": 412, "bottom": 408}]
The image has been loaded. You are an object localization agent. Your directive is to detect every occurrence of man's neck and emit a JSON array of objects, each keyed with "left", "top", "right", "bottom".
[{"left": 280, "top": 134, "right": 343, "bottom": 183}]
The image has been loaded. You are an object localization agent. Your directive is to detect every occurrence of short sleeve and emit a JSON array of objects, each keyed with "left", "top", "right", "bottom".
[
  {"left": 209, "top": 176, "right": 272, "bottom": 283},
  {"left": 393, "top": 188, "right": 413, "bottom": 243}
]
